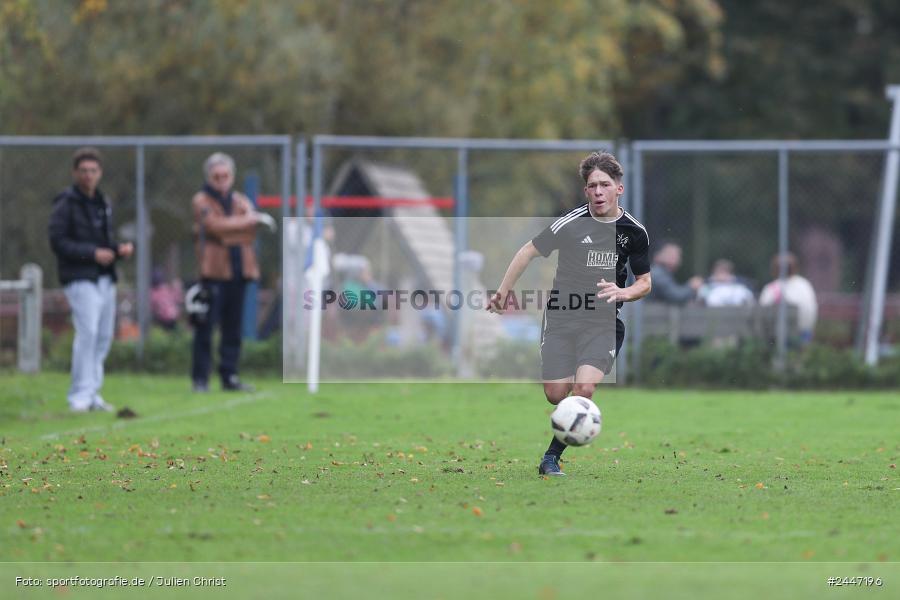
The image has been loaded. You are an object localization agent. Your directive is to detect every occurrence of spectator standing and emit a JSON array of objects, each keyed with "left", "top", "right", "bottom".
[
  {"left": 48, "top": 147, "right": 133, "bottom": 412},
  {"left": 191, "top": 152, "right": 276, "bottom": 392}
]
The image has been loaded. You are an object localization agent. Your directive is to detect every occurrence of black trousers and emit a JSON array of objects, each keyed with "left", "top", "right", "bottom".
[{"left": 191, "top": 279, "right": 246, "bottom": 383}]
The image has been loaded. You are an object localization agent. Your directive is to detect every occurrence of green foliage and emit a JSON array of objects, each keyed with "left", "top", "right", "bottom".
[
  {"left": 0, "top": 0, "right": 723, "bottom": 139},
  {"left": 37, "top": 326, "right": 900, "bottom": 388},
  {"left": 4, "top": 1, "right": 900, "bottom": 141},
  {"left": 650, "top": 0, "right": 900, "bottom": 139},
  {"left": 639, "top": 338, "right": 900, "bottom": 389},
  {"left": 477, "top": 337, "right": 542, "bottom": 380},
  {"left": 640, "top": 338, "right": 775, "bottom": 389},
  {"left": 44, "top": 327, "right": 449, "bottom": 378},
  {"left": 319, "top": 333, "right": 451, "bottom": 379}
]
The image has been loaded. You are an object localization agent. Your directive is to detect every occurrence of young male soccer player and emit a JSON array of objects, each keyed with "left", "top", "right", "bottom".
[{"left": 487, "top": 151, "right": 651, "bottom": 476}]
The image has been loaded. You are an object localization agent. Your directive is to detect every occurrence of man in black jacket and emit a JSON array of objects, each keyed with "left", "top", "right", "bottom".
[{"left": 48, "top": 147, "right": 133, "bottom": 412}]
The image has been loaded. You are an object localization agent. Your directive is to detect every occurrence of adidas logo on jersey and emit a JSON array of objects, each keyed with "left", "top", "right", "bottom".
[{"left": 581, "top": 236, "right": 593, "bottom": 244}]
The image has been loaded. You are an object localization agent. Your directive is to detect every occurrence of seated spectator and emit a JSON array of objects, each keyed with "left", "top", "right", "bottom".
[
  {"left": 649, "top": 241, "right": 703, "bottom": 304},
  {"left": 759, "top": 253, "right": 818, "bottom": 344},
  {"left": 699, "top": 259, "right": 755, "bottom": 307}
]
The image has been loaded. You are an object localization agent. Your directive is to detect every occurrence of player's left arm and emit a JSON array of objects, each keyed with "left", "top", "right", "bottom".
[
  {"left": 596, "top": 227, "right": 652, "bottom": 303},
  {"left": 597, "top": 272, "right": 651, "bottom": 303}
]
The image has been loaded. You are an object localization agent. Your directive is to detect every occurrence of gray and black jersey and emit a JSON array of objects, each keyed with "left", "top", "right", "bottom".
[{"left": 532, "top": 204, "right": 650, "bottom": 320}]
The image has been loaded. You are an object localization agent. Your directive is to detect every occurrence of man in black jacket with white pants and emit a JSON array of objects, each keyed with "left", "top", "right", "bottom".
[{"left": 48, "top": 147, "right": 133, "bottom": 412}]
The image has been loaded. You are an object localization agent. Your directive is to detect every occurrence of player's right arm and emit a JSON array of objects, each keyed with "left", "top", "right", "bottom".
[{"left": 487, "top": 241, "right": 542, "bottom": 314}]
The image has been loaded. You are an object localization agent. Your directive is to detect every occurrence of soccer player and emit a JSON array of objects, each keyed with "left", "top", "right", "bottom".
[{"left": 487, "top": 151, "right": 651, "bottom": 476}]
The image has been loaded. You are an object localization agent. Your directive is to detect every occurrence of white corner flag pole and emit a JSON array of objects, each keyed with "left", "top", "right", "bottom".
[
  {"left": 306, "top": 236, "right": 329, "bottom": 393},
  {"left": 865, "top": 85, "right": 900, "bottom": 366}
]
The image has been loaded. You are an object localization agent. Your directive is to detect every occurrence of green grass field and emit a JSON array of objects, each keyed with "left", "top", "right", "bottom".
[{"left": 2, "top": 373, "right": 898, "bottom": 598}]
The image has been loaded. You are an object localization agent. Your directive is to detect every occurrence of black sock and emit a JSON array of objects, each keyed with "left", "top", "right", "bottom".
[{"left": 545, "top": 437, "right": 567, "bottom": 458}]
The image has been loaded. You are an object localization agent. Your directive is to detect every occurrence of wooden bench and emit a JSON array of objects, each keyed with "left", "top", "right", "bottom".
[{"left": 640, "top": 302, "right": 799, "bottom": 344}]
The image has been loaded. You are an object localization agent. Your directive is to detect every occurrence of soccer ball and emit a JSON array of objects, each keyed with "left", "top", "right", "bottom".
[{"left": 550, "top": 396, "right": 602, "bottom": 446}]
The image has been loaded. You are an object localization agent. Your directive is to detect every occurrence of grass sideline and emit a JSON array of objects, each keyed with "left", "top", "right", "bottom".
[{"left": 1, "top": 373, "right": 898, "bottom": 597}]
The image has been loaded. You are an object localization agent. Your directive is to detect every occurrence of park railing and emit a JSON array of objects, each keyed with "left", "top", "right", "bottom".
[{"left": 0, "top": 264, "right": 42, "bottom": 372}]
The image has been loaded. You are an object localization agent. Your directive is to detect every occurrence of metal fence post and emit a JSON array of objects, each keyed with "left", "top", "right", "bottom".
[
  {"left": 307, "top": 141, "right": 324, "bottom": 393},
  {"left": 243, "top": 173, "right": 260, "bottom": 341},
  {"left": 294, "top": 139, "right": 308, "bottom": 372},
  {"left": 453, "top": 147, "right": 468, "bottom": 376},
  {"left": 630, "top": 146, "right": 645, "bottom": 383},
  {"left": 135, "top": 144, "right": 149, "bottom": 361},
  {"left": 281, "top": 141, "right": 292, "bottom": 234},
  {"left": 617, "top": 142, "right": 631, "bottom": 384},
  {"left": 864, "top": 86, "right": 900, "bottom": 366},
  {"left": 775, "top": 149, "right": 789, "bottom": 371},
  {"left": 18, "top": 263, "right": 42, "bottom": 373}
]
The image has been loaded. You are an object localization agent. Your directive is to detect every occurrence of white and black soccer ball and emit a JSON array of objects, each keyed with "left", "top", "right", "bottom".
[{"left": 550, "top": 396, "right": 602, "bottom": 447}]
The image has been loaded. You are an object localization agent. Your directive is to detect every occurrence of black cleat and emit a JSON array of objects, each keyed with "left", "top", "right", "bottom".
[{"left": 538, "top": 454, "right": 566, "bottom": 477}]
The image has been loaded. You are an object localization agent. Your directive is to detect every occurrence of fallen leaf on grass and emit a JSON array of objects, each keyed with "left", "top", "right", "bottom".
[
  {"left": 472, "top": 506, "right": 484, "bottom": 517},
  {"left": 257, "top": 435, "right": 271, "bottom": 443},
  {"left": 755, "top": 482, "right": 765, "bottom": 489},
  {"left": 664, "top": 508, "right": 678, "bottom": 515},
  {"left": 387, "top": 514, "right": 397, "bottom": 522}
]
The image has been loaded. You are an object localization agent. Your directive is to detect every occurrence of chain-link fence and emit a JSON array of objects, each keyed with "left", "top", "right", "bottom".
[
  {"left": 3, "top": 136, "right": 898, "bottom": 380},
  {"left": 291, "top": 137, "right": 644, "bottom": 386},
  {"left": 0, "top": 136, "right": 292, "bottom": 364},
  {"left": 630, "top": 141, "right": 900, "bottom": 380}
]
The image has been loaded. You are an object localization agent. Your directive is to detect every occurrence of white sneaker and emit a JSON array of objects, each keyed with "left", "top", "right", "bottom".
[
  {"left": 90, "top": 397, "right": 115, "bottom": 412},
  {"left": 70, "top": 404, "right": 92, "bottom": 413}
]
